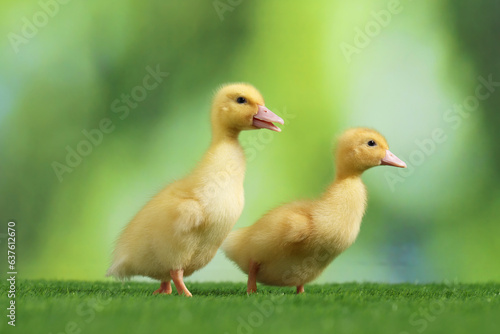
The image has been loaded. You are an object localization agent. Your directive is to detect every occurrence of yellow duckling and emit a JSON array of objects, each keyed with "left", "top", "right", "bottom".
[
  {"left": 223, "top": 128, "right": 406, "bottom": 294},
  {"left": 107, "top": 83, "right": 284, "bottom": 296}
]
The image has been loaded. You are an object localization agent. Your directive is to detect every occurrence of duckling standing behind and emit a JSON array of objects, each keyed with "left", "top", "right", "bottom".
[
  {"left": 223, "top": 128, "right": 406, "bottom": 294},
  {"left": 107, "top": 83, "right": 284, "bottom": 296}
]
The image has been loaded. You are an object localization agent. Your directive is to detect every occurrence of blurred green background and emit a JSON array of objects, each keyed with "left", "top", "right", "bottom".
[{"left": 1, "top": 0, "right": 499, "bottom": 284}]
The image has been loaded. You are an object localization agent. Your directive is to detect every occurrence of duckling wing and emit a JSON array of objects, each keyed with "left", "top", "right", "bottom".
[
  {"left": 277, "top": 209, "right": 314, "bottom": 245},
  {"left": 279, "top": 201, "right": 314, "bottom": 244},
  {"left": 172, "top": 198, "right": 204, "bottom": 233},
  {"left": 249, "top": 201, "right": 314, "bottom": 252}
]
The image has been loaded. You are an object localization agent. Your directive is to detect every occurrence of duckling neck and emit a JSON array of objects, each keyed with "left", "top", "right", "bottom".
[
  {"left": 206, "top": 128, "right": 244, "bottom": 170},
  {"left": 211, "top": 124, "right": 241, "bottom": 145},
  {"left": 204, "top": 125, "right": 245, "bottom": 172},
  {"left": 323, "top": 174, "right": 367, "bottom": 209},
  {"left": 334, "top": 164, "right": 363, "bottom": 180},
  {"left": 316, "top": 174, "right": 367, "bottom": 248},
  {"left": 193, "top": 124, "right": 245, "bottom": 223}
]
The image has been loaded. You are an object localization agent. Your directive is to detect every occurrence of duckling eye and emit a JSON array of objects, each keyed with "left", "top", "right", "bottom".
[
  {"left": 236, "top": 97, "right": 247, "bottom": 104},
  {"left": 367, "top": 140, "right": 376, "bottom": 147}
]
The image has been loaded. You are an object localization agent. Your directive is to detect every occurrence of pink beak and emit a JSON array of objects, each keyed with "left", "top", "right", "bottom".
[
  {"left": 381, "top": 150, "right": 407, "bottom": 168},
  {"left": 252, "top": 105, "right": 285, "bottom": 132}
]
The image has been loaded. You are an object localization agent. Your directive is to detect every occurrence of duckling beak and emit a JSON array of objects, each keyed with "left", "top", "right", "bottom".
[
  {"left": 381, "top": 150, "right": 407, "bottom": 168},
  {"left": 252, "top": 105, "right": 285, "bottom": 132}
]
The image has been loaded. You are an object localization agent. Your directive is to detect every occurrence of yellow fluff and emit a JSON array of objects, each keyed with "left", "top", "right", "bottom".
[
  {"left": 107, "top": 83, "right": 284, "bottom": 296},
  {"left": 223, "top": 128, "right": 406, "bottom": 294}
]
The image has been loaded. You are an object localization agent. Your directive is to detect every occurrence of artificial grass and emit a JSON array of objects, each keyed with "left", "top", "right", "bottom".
[{"left": 1, "top": 280, "right": 499, "bottom": 333}]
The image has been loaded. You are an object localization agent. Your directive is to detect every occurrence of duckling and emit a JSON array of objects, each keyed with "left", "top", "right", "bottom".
[
  {"left": 107, "top": 83, "right": 284, "bottom": 296},
  {"left": 222, "top": 128, "right": 406, "bottom": 294}
]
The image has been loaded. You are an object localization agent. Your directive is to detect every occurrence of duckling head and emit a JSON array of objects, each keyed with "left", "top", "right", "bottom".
[
  {"left": 335, "top": 128, "right": 406, "bottom": 177},
  {"left": 211, "top": 83, "right": 284, "bottom": 135}
]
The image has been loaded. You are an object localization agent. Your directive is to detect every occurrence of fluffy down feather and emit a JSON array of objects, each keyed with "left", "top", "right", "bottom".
[
  {"left": 107, "top": 83, "right": 284, "bottom": 296},
  {"left": 223, "top": 128, "right": 406, "bottom": 293}
]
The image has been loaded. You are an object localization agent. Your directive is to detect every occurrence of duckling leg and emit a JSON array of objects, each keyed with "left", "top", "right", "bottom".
[
  {"left": 170, "top": 269, "right": 192, "bottom": 297},
  {"left": 153, "top": 281, "right": 172, "bottom": 295},
  {"left": 296, "top": 285, "right": 305, "bottom": 294},
  {"left": 247, "top": 260, "right": 260, "bottom": 294}
]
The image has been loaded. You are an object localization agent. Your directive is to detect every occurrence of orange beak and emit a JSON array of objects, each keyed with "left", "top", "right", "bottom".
[
  {"left": 252, "top": 105, "right": 284, "bottom": 132},
  {"left": 381, "top": 150, "right": 407, "bottom": 168}
]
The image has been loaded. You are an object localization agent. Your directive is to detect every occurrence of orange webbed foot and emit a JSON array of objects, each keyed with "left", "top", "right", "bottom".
[
  {"left": 170, "top": 269, "right": 192, "bottom": 297},
  {"left": 153, "top": 281, "right": 172, "bottom": 295},
  {"left": 247, "top": 260, "right": 260, "bottom": 294}
]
